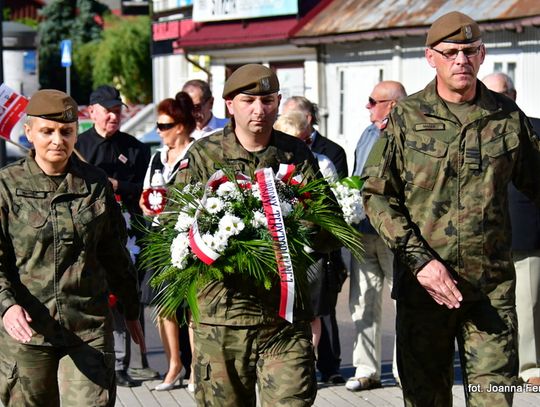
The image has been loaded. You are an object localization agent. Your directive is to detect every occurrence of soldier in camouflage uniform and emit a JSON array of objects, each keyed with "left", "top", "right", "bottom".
[
  {"left": 0, "top": 90, "right": 145, "bottom": 406},
  {"left": 361, "top": 12, "right": 540, "bottom": 407},
  {"left": 175, "top": 64, "right": 319, "bottom": 406}
]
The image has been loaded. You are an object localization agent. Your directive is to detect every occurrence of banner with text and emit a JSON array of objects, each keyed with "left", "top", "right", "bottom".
[{"left": 193, "top": 0, "right": 297, "bottom": 22}]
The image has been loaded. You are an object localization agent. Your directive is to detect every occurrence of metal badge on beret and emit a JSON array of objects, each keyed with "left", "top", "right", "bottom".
[
  {"left": 425, "top": 11, "right": 481, "bottom": 47},
  {"left": 26, "top": 89, "right": 78, "bottom": 123},
  {"left": 222, "top": 64, "right": 280, "bottom": 99}
]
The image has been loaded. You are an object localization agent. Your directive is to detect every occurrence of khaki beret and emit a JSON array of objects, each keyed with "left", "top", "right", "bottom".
[
  {"left": 426, "top": 11, "right": 481, "bottom": 47},
  {"left": 222, "top": 64, "right": 279, "bottom": 99},
  {"left": 26, "top": 89, "right": 78, "bottom": 123}
]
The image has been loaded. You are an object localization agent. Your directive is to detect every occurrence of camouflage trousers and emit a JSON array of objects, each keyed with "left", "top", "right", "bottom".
[
  {"left": 396, "top": 297, "right": 518, "bottom": 407},
  {"left": 193, "top": 320, "right": 317, "bottom": 407},
  {"left": 0, "top": 334, "right": 116, "bottom": 407}
]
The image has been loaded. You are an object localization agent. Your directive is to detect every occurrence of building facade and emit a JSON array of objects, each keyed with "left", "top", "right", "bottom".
[
  {"left": 149, "top": 1, "right": 540, "bottom": 172},
  {"left": 293, "top": 0, "right": 540, "bottom": 171}
]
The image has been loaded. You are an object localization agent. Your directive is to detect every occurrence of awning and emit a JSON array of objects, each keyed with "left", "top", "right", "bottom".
[{"left": 177, "top": 17, "right": 299, "bottom": 51}]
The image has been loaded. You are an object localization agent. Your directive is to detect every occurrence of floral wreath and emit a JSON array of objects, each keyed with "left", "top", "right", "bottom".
[{"left": 142, "top": 164, "right": 363, "bottom": 322}]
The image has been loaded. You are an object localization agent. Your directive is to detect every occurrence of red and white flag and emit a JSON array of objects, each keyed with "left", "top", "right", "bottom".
[{"left": 0, "top": 84, "right": 28, "bottom": 140}]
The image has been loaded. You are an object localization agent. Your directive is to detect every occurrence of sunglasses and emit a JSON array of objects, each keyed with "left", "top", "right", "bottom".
[
  {"left": 192, "top": 99, "right": 210, "bottom": 112},
  {"left": 368, "top": 97, "right": 393, "bottom": 107},
  {"left": 156, "top": 122, "right": 177, "bottom": 131},
  {"left": 430, "top": 45, "right": 483, "bottom": 60}
]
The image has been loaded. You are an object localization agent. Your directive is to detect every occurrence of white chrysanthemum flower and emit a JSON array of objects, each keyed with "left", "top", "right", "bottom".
[
  {"left": 204, "top": 197, "right": 224, "bottom": 214},
  {"left": 216, "top": 182, "right": 239, "bottom": 198},
  {"left": 251, "top": 210, "right": 268, "bottom": 228},
  {"left": 170, "top": 233, "right": 190, "bottom": 269},
  {"left": 212, "top": 232, "right": 229, "bottom": 252},
  {"left": 250, "top": 183, "right": 261, "bottom": 200},
  {"left": 175, "top": 213, "right": 194, "bottom": 232},
  {"left": 331, "top": 184, "right": 365, "bottom": 224},
  {"left": 200, "top": 233, "right": 218, "bottom": 251},
  {"left": 280, "top": 201, "right": 293, "bottom": 217},
  {"left": 218, "top": 214, "right": 245, "bottom": 237}
]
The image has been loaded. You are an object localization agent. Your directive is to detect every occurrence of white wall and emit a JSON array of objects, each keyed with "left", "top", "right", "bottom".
[
  {"left": 152, "top": 53, "right": 190, "bottom": 103},
  {"left": 323, "top": 27, "right": 540, "bottom": 174}
]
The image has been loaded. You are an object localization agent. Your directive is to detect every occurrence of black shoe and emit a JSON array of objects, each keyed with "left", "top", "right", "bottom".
[
  {"left": 116, "top": 370, "right": 137, "bottom": 387},
  {"left": 127, "top": 367, "right": 160, "bottom": 380},
  {"left": 322, "top": 373, "right": 346, "bottom": 385}
]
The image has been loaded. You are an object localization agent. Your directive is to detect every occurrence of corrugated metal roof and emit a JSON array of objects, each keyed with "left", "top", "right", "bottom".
[{"left": 292, "top": 0, "right": 540, "bottom": 44}]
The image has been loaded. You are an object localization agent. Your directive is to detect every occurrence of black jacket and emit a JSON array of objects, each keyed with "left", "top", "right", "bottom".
[
  {"left": 310, "top": 131, "right": 348, "bottom": 178},
  {"left": 508, "top": 117, "right": 540, "bottom": 251},
  {"left": 76, "top": 126, "right": 150, "bottom": 216}
]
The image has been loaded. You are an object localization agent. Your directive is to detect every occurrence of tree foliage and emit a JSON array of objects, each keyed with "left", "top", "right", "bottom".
[
  {"left": 72, "top": 40, "right": 100, "bottom": 104},
  {"left": 92, "top": 15, "right": 152, "bottom": 104},
  {"left": 38, "top": 0, "right": 108, "bottom": 103},
  {"left": 37, "top": 0, "right": 152, "bottom": 104}
]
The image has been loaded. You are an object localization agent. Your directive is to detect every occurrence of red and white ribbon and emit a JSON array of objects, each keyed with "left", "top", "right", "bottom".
[
  {"left": 256, "top": 167, "right": 295, "bottom": 323},
  {"left": 188, "top": 166, "right": 298, "bottom": 322},
  {"left": 276, "top": 163, "right": 304, "bottom": 185},
  {"left": 189, "top": 220, "right": 220, "bottom": 265}
]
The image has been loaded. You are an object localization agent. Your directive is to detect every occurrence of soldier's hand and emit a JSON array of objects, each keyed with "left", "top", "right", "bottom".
[
  {"left": 2, "top": 304, "right": 33, "bottom": 343},
  {"left": 125, "top": 319, "right": 147, "bottom": 354},
  {"left": 416, "top": 259, "right": 463, "bottom": 309}
]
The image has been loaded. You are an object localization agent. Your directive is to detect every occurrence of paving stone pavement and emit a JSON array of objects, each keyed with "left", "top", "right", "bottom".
[
  {"left": 116, "top": 277, "right": 540, "bottom": 406},
  {"left": 115, "top": 379, "right": 540, "bottom": 406}
]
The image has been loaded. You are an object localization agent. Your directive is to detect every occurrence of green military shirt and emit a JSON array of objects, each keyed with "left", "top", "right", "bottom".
[
  {"left": 362, "top": 79, "right": 540, "bottom": 302},
  {"left": 0, "top": 152, "right": 140, "bottom": 346},
  {"left": 175, "top": 124, "right": 321, "bottom": 326}
]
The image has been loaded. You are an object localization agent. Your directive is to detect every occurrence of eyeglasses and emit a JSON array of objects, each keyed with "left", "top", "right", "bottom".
[
  {"left": 156, "top": 122, "right": 177, "bottom": 131},
  {"left": 430, "top": 45, "right": 483, "bottom": 60},
  {"left": 368, "top": 97, "right": 393, "bottom": 107}
]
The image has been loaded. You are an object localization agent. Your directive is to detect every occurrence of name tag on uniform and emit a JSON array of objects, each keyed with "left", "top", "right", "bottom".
[
  {"left": 118, "top": 154, "right": 128, "bottom": 164},
  {"left": 415, "top": 123, "right": 445, "bottom": 131},
  {"left": 16, "top": 189, "right": 47, "bottom": 198}
]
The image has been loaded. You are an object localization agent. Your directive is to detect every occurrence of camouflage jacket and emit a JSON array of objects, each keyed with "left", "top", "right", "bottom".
[
  {"left": 0, "top": 152, "right": 140, "bottom": 345},
  {"left": 175, "top": 124, "right": 321, "bottom": 326},
  {"left": 361, "top": 79, "right": 540, "bottom": 302}
]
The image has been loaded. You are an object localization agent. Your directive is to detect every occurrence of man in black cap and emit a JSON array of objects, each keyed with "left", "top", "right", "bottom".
[
  {"left": 175, "top": 64, "right": 320, "bottom": 405},
  {"left": 361, "top": 11, "right": 540, "bottom": 406},
  {"left": 76, "top": 85, "right": 155, "bottom": 387}
]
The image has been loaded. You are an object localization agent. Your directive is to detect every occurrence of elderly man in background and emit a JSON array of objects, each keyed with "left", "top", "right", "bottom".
[
  {"left": 76, "top": 85, "right": 155, "bottom": 387},
  {"left": 483, "top": 72, "right": 540, "bottom": 386},
  {"left": 346, "top": 80, "right": 406, "bottom": 392},
  {"left": 181, "top": 79, "right": 229, "bottom": 139}
]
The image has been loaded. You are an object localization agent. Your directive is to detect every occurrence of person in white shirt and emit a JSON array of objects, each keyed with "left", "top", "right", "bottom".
[
  {"left": 139, "top": 92, "right": 195, "bottom": 392},
  {"left": 181, "top": 79, "right": 229, "bottom": 140}
]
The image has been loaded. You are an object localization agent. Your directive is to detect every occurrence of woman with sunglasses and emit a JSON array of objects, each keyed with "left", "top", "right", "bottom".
[{"left": 139, "top": 92, "right": 196, "bottom": 391}]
